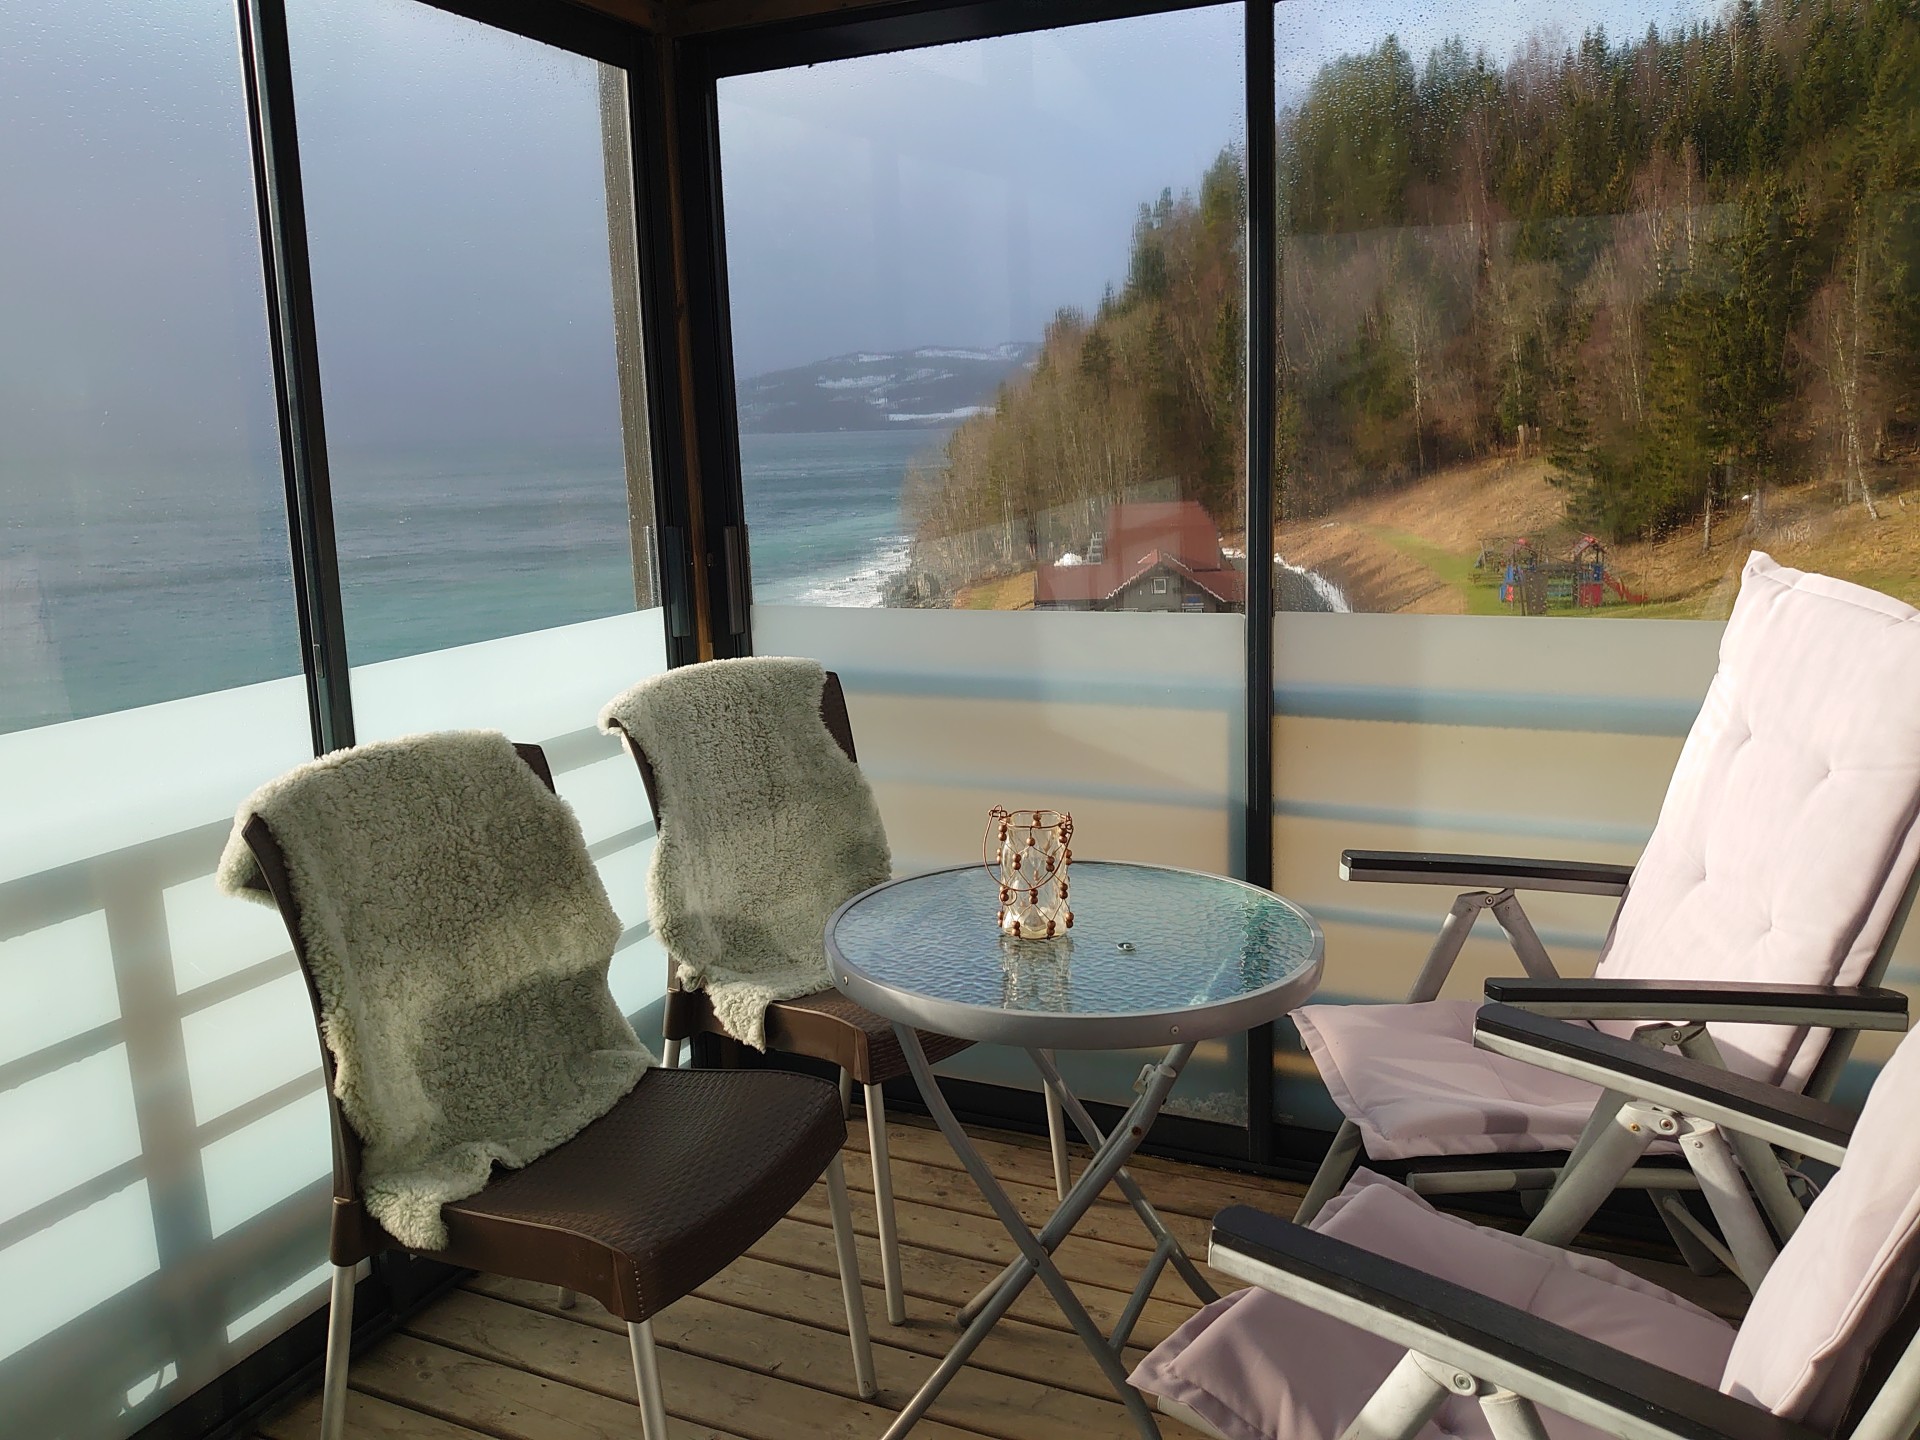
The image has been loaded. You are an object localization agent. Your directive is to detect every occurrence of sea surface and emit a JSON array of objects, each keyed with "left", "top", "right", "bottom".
[
  {"left": 1, "top": 432, "right": 937, "bottom": 733},
  {"left": 741, "top": 429, "right": 941, "bottom": 605}
]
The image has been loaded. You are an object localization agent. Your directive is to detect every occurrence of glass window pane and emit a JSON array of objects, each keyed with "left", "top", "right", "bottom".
[
  {"left": 1266, "top": 1, "right": 1920, "bottom": 1124},
  {"left": 724, "top": 12, "right": 1249, "bottom": 617},
  {"left": 0, "top": 5, "right": 320, "bottom": 1435},
  {"left": 1272, "top": 0, "right": 1920, "bottom": 620},
  {"left": 288, "top": 0, "right": 671, "bottom": 1033},
  {"left": 721, "top": 10, "right": 1250, "bottom": 1123}
]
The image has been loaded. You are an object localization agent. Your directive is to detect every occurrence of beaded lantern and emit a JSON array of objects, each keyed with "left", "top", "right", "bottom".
[{"left": 984, "top": 806, "right": 1073, "bottom": 939}]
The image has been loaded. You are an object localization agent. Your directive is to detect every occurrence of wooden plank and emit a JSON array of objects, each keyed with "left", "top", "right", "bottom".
[
  {"left": 848, "top": 1119, "right": 1305, "bottom": 1225},
  {"left": 258, "top": 1389, "right": 495, "bottom": 1440},
  {"left": 825, "top": 1154, "right": 1223, "bottom": 1259},
  {"left": 460, "top": 1281, "right": 1212, "bottom": 1440},
  {"left": 749, "top": 1214, "right": 1200, "bottom": 1350},
  {"left": 788, "top": 1180, "right": 1235, "bottom": 1309},
  {"left": 406, "top": 1289, "right": 987, "bottom": 1440},
  {"left": 348, "top": 1332, "right": 743, "bottom": 1439},
  {"left": 478, "top": 1267, "right": 1146, "bottom": 1405}
]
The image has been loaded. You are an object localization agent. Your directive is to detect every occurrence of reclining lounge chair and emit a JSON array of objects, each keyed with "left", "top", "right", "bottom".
[
  {"left": 1134, "top": 1001, "right": 1920, "bottom": 1440},
  {"left": 1293, "top": 554, "right": 1920, "bottom": 1279}
]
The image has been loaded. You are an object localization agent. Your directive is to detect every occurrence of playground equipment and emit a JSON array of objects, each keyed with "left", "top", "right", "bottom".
[{"left": 1480, "top": 534, "right": 1646, "bottom": 614}]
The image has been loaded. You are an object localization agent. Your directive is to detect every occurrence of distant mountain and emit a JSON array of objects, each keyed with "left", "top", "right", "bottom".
[{"left": 735, "top": 343, "right": 1039, "bottom": 433}]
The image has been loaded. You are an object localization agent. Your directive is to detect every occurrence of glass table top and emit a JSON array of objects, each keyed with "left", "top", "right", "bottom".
[{"left": 827, "top": 861, "right": 1324, "bottom": 1049}]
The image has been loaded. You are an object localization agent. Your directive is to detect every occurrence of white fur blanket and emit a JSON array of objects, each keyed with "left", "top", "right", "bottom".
[
  {"left": 216, "top": 731, "right": 651, "bottom": 1251},
  {"left": 600, "top": 658, "right": 891, "bottom": 1049}
]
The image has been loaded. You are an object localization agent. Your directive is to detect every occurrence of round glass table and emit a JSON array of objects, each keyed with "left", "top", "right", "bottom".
[
  {"left": 829, "top": 861, "right": 1323, "bottom": 1051},
  {"left": 826, "top": 861, "right": 1324, "bottom": 1440}
]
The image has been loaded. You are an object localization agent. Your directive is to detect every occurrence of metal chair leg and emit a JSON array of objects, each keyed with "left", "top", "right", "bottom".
[
  {"left": 825, "top": 1154, "right": 879, "bottom": 1399},
  {"left": 1296, "top": 1118, "right": 1363, "bottom": 1225},
  {"left": 556, "top": 1286, "right": 576, "bottom": 1309},
  {"left": 319, "top": 1265, "right": 354, "bottom": 1440},
  {"left": 1041, "top": 1049, "right": 1070, "bottom": 1199},
  {"left": 865, "top": 1082, "right": 908, "bottom": 1324},
  {"left": 662, "top": 1037, "right": 682, "bottom": 1069},
  {"left": 628, "top": 1320, "right": 670, "bottom": 1439}
]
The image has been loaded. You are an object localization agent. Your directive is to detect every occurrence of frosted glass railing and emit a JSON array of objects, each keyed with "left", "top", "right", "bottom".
[
  {"left": 755, "top": 603, "right": 1251, "bottom": 1122},
  {"left": 0, "top": 610, "right": 668, "bottom": 1440}
]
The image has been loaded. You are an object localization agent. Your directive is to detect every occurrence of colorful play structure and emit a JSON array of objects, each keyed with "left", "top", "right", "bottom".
[{"left": 1474, "top": 535, "right": 1647, "bottom": 614}]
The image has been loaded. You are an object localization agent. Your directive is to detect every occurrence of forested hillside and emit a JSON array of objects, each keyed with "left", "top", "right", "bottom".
[{"left": 903, "top": 0, "right": 1920, "bottom": 600}]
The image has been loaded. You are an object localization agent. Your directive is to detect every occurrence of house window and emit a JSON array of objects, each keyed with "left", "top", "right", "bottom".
[{"left": 1153, "top": 576, "right": 1170, "bottom": 595}]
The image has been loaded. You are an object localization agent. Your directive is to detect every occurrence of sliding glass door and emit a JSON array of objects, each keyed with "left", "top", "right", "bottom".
[{"left": 715, "top": 6, "right": 1257, "bottom": 1133}]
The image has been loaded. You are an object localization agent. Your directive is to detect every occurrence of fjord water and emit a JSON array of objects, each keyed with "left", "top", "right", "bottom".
[
  {"left": 3, "top": 432, "right": 938, "bottom": 733},
  {"left": 741, "top": 429, "right": 941, "bottom": 605}
]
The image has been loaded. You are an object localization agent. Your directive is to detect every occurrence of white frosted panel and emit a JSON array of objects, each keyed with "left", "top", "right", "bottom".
[
  {"left": 757, "top": 604, "right": 1243, "bottom": 687},
  {"left": 224, "top": 1262, "right": 330, "bottom": 1345},
  {"left": 180, "top": 971, "right": 321, "bottom": 1125},
  {"left": 1273, "top": 611, "right": 1722, "bottom": 707},
  {"left": 165, "top": 873, "right": 292, "bottom": 993},
  {"left": 609, "top": 930, "right": 669, "bottom": 1023},
  {"left": 0, "top": 1181, "right": 159, "bottom": 1364},
  {"left": 0, "top": 1046, "right": 143, "bottom": 1224},
  {"left": 0, "top": 678, "right": 314, "bottom": 885},
  {"left": 1274, "top": 715, "right": 1682, "bottom": 844},
  {"left": 556, "top": 751, "right": 651, "bottom": 848},
  {"left": 596, "top": 835, "right": 654, "bottom": 933},
  {"left": 351, "top": 610, "right": 667, "bottom": 742},
  {"left": 0, "top": 912, "right": 117, "bottom": 1066},
  {"left": 200, "top": 1089, "right": 330, "bottom": 1238}
]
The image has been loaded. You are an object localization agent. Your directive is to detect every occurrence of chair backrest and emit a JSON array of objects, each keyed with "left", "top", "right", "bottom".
[
  {"left": 1594, "top": 554, "right": 1920, "bottom": 1090},
  {"left": 600, "top": 660, "right": 885, "bottom": 1022},
  {"left": 236, "top": 740, "right": 574, "bottom": 1263},
  {"left": 1722, "top": 1021, "right": 1920, "bottom": 1434},
  {"left": 614, "top": 669, "right": 857, "bottom": 827}
]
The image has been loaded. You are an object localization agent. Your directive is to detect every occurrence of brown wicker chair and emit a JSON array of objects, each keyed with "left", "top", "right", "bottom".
[
  {"left": 237, "top": 741, "right": 875, "bottom": 1440},
  {"left": 607, "top": 670, "right": 1070, "bottom": 1326}
]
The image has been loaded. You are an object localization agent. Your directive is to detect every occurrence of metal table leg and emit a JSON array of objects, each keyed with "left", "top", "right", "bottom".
[
  {"left": 955, "top": 1049, "right": 1221, "bottom": 1330},
  {"left": 884, "top": 1027, "right": 1197, "bottom": 1440}
]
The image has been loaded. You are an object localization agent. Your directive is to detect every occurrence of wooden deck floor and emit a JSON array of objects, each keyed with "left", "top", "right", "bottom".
[{"left": 255, "top": 1116, "right": 1745, "bottom": 1440}]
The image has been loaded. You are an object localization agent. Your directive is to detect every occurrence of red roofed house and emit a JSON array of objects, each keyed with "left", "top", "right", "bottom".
[{"left": 1033, "top": 500, "right": 1244, "bottom": 613}]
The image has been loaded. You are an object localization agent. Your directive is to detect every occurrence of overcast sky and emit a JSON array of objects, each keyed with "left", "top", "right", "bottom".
[{"left": 1, "top": 0, "right": 1723, "bottom": 463}]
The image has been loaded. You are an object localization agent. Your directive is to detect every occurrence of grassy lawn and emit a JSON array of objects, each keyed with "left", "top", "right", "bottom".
[
  {"left": 1363, "top": 525, "right": 1714, "bottom": 619},
  {"left": 1363, "top": 526, "right": 1512, "bottom": 615}
]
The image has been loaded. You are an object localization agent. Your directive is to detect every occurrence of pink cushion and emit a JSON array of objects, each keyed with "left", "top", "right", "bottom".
[
  {"left": 1131, "top": 1172, "right": 1735, "bottom": 1440},
  {"left": 1594, "top": 554, "right": 1920, "bottom": 1088},
  {"left": 1292, "top": 999, "right": 1610, "bottom": 1159},
  {"left": 1721, "top": 1024, "right": 1920, "bottom": 1429}
]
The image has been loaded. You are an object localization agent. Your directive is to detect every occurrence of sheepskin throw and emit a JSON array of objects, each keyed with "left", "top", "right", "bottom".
[
  {"left": 600, "top": 657, "right": 891, "bottom": 1049},
  {"left": 216, "top": 731, "right": 651, "bottom": 1251}
]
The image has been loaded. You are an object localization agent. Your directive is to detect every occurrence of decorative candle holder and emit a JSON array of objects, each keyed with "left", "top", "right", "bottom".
[{"left": 984, "top": 806, "right": 1073, "bottom": 939}]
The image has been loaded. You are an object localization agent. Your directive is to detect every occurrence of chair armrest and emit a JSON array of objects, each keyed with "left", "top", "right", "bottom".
[
  {"left": 1207, "top": 1206, "right": 1815, "bottom": 1440},
  {"left": 1473, "top": 1004, "right": 1854, "bottom": 1164},
  {"left": 1341, "top": 849, "right": 1635, "bottom": 896},
  {"left": 1483, "top": 977, "right": 1909, "bottom": 1032}
]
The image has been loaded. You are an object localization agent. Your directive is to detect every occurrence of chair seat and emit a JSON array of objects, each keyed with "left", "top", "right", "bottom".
[
  {"left": 1131, "top": 1172, "right": 1737, "bottom": 1440},
  {"left": 434, "top": 1066, "right": 844, "bottom": 1323},
  {"left": 667, "top": 983, "right": 974, "bottom": 1087},
  {"left": 1293, "top": 998, "right": 1611, "bottom": 1161}
]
